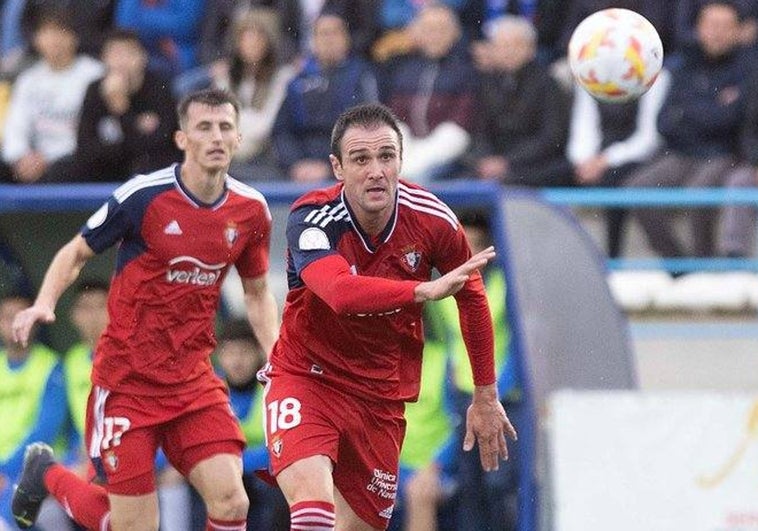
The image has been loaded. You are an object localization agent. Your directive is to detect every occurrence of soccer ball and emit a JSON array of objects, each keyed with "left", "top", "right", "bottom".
[{"left": 568, "top": 8, "right": 663, "bottom": 103}]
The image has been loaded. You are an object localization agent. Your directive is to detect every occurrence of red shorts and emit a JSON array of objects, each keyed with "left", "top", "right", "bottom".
[
  {"left": 85, "top": 384, "right": 245, "bottom": 495},
  {"left": 262, "top": 372, "right": 406, "bottom": 529}
]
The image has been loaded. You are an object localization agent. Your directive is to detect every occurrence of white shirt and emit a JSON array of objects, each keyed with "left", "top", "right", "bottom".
[{"left": 2, "top": 55, "right": 104, "bottom": 163}]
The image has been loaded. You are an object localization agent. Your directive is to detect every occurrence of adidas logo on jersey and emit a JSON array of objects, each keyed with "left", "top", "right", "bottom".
[{"left": 164, "top": 220, "right": 183, "bottom": 235}]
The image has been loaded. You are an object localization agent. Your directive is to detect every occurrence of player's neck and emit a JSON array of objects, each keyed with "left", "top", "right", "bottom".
[
  {"left": 180, "top": 164, "right": 226, "bottom": 204},
  {"left": 355, "top": 212, "right": 391, "bottom": 238}
]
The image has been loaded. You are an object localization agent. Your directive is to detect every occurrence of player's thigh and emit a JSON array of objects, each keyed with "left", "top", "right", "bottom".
[
  {"left": 276, "top": 454, "right": 334, "bottom": 505},
  {"left": 187, "top": 453, "right": 247, "bottom": 513},
  {"left": 85, "top": 387, "right": 160, "bottom": 494},
  {"left": 263, "top": 374, "right": 340, "bottom": 482},
  {"left": 160, "top": 394, "right": 245, "bottom": 477},
  {"left": 108, "top": 492, "right": 160, "bottom": 531},
  {"left": 332, "top": 399, "right": 405, "bottom": 530},
  {"left": 334, "top": 487, "right": 384, "bottom": 531}
]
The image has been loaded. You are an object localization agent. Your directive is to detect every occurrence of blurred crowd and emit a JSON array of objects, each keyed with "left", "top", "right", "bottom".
[
  {"left": 1, "top": 0, "right": 757, "bottom": 262},
  {"left": 3, "top": 1, "right": 758, "bottom": 530}
]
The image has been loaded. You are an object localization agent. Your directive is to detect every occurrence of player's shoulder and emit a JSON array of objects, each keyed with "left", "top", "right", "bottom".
[
  {"left": 225, "top": 176, "right": 270, "bottom": 209},
  {"left": 291, "top": 183, "right": 342, "bottom": 211},
  {"left": 289, "top": 183, "right": 349, "bottom": 229},
  {"left": 397, "top": 180, "right": 458, "bottom": 230},
  {"left": 112, "top": 165, "right": 177, "bottom": 205}
]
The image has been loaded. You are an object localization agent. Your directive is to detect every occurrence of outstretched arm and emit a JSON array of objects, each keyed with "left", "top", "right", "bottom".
[
  {"left": 12, "top": 234, "right": 95, "bottom": 347},
  {"left": 414, "top": 246, "right": 495, "bottom": 303}
]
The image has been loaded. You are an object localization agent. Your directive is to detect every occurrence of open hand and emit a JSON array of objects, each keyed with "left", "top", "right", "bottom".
[{"left": 414, "top": 246, "right": 496, "bottom": 302}]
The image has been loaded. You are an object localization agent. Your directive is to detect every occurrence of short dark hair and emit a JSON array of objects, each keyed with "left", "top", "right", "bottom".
[
  {"left": 177, "top": 88, "right": 241, "bottom": 129},
  {"left": 217, "top": 318, "right": 262, "bottom": 352},
  {"left": 33, "top": 8, "right": 76, "bottom": 34},
  {"left": 330, "top": 103, "right": 404, "bottom": 162},
  {"left": 102, "top": 28, "right": 143, "bottom": 49}
]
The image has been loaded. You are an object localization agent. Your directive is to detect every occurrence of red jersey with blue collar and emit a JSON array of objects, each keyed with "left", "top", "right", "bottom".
[
  {"left": 81, "top": 164, "right": 271, "bottom": 397},
  {"left": 267, "top": 179, "right": 494, "bottom": 403}
]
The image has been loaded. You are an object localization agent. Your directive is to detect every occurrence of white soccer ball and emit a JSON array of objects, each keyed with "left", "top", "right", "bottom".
[{"left": 568, "top": 8, "right": 664, "bottom": 103}]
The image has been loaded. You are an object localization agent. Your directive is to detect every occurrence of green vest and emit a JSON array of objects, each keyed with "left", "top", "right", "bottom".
[
  {"left": 436, "top": 268, "right": 509, "bottom": 394},
  {"left": 238, "top": 389, "right": 265, "bottom": 446},
  {"left": 0, "top": 345, "right": 60, "bottom": 460},
  {"left": 63, "top": 343, "right": 93, "bottom": 438},
  {"left": 399, "top": 340, "right": 452, "bottom": 469}
]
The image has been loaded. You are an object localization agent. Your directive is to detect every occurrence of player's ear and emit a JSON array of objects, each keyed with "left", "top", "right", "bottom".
[
  {"left": 174, "top": 130, "right": 186, "bottom": 151},
  {"left": 329, "top": 154, "right": 344, "bottom": 182}
]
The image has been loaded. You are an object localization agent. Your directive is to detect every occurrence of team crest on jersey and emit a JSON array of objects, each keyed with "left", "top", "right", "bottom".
[
  {"left": 401, "top": 246, "right": 422, "bottom": 273},
  {"left": 224, "top": 221, "right": 238, "bottom": 248},
  {"left": 104, "top": 451, "right": 118, "bottom": 472},
  {"left": 271, "top": 437, "right": 283, "bottom": 458}
]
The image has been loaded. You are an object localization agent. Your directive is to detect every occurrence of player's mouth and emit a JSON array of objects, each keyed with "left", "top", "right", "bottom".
[{"left": 207, "top": 148, "right": 226, "bottom": 158}]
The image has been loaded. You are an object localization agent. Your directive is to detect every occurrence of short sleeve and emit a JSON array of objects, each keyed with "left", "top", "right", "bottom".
[
  {"left": 80, "top": 196, "right": 133, "bottom": 254},
  {"left": 235, "top": 204, "right": 272, "bottom": 279}
]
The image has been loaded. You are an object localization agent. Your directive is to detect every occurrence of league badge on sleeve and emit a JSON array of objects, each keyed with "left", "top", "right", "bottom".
[{"left": 298, "top": 227, "right": 331, "bottom": 251}]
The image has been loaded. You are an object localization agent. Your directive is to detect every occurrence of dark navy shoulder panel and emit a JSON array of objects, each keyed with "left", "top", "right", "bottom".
[{"left": 285, "top": 197, "right": 353, "bottom": 288}]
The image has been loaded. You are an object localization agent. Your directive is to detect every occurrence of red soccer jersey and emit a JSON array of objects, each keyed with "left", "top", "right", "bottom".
[
  {"left": 268, "top": 179, "right": 494, "bottom": 403},
  {"left": 81, "top": 165, "right": 271, "bottom": 397}
]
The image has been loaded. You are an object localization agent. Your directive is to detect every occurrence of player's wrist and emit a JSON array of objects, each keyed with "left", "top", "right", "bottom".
[
  {"left": 412, "top": 281, "right": 430, "bottom": 303},
  {"left": 472, "top": 382, "right": 498, "bottom": 403}
]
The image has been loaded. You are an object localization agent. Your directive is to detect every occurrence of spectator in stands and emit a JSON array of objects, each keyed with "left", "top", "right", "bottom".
[
  {"left": 431, "top": 209, "right": 522, "bottom": 531},
  {"left": 625, "top": 0, "right": 754, "bottom": 262},
  {"left": 0, "top": 291, "right": 71, "bottom": 529},
  {"left": 281, "top": 0, "right": 379, "bottom": 60},
  {"left": 387, "top": 303, "right": 458, "bottom": 531},
  {"left": 713, "top": 69, "right": 758, "bottom": 259},
  {"left": 567, "top": 69, "right": 671, "bottom": 257},
  {"left": 272, "top": 11, "right": 378, "bottom": 183},
  {"left": 73, "top": 29, "right": 180, "bottom": 182},
  {"left": 175, "top": 7, "right": 295, "bottom": 181},
  {"left": 1, "top": 10, "right": 103, "bottom": 183},
  {"left": 2, "top": 0, "right": 114, "bottom": 78},
  {"left": 374, "top": 0, "right": 481, "bottom": 60},
  {"left": 467, "top": 15, "right": 573, "bottom": 187},
  {"left": 114, "top": 0, "right": 206, "bottom": 78},
  {"left": 674, "top": 0, "right": 758, "bottom": 56},
  {"left": 380, "top": 4, "right": 477, "bottom": 182},
  {"left": 197, "top": 0, "right": 286, "bottom": 66},
  {"left": 199, "top": 0, "right": 378, "bottom": 66},
  {"left": 21, "top": 0, "right": 115, "bottom": 59},
  {"left": 213, "top": 318, "right": 289, "bottom": 529}
]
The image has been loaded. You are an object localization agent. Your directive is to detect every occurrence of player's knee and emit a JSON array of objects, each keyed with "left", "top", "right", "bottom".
[{"left": 205, "top": 485, "right": 249, "bottom": 520}]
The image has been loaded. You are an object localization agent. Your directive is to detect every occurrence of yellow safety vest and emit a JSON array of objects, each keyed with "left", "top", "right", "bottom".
[{"left": 0, "top": 345, "right": 60, "bottom": 460}]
